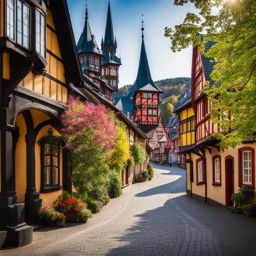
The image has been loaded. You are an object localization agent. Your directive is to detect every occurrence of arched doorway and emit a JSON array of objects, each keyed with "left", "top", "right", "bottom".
[{"left": 225, "top": 156, "right": 234, "bottom": 206}]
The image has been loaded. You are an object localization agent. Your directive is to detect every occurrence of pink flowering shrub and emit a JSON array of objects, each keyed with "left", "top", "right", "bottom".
[
  {"left": 61, "top": 96, "right": 116, "bottom": 153},
  {"left": 61, "top": 97, "right": 116, "bottom": 196}
]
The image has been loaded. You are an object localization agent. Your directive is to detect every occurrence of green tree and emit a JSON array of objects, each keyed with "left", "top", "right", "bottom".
[
  {"left": 161, "top": 101, "right": 174, "bottom": 125},
  {"left": 109, "top": 121, "right": 131, "bottom": 170},
  {"left": 132, "top": 143, "right": 146, "bottom": 165},
  {"left": 61, "top": 97, "right": 116, "bottom": 196},
  {"left": 165, "top": 0, "right": 256, "bottom": 147},
  {"left": 166, "top": 95, "right": 178, "bottom": 105}
]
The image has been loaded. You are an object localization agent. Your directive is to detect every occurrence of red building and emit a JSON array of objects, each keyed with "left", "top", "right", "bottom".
[
  {"left": 115, "top": 22, "right": 169, "bottom": 163},
  {"left": 191, "top": 41, "right": 218, "bottom": 144}
]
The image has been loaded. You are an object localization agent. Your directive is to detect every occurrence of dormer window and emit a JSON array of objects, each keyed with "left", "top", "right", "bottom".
[{"left": 35, "top": 9, "right": 46, "bottom": 57}]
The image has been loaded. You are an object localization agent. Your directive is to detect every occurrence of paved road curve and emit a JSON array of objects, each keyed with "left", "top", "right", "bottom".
[{"left": 2, "top": 164, "right": 256, "bottom": 256}]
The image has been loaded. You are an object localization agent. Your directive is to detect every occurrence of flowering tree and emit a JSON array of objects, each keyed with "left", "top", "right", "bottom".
[
  {"left": 61, "top": 96, "right": 116, "bottom": 196},
  {"left": 108, "top": 121, "right": 131, "bottom": 170}
]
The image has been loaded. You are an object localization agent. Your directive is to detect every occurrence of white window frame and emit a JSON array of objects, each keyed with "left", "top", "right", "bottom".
[
  {"left": 16, "top": 0, "right": 30, "bottom": 49},
  {"left": 214, "top": 157, "right": 221, "bottom": 183},
  {"left": 6, "top": 0, "right": 15, "bottom": 40},
  {"left": 35, "top": 8, "right": 46, "bottom": 57},
  {"left": 197, "top": 159, "right": 203, "bottom": 183},
  {"left": 242, "top": 151, "right": 252, "bottom": 185}
]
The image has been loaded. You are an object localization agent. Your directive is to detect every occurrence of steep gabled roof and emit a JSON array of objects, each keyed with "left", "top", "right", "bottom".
[
  {"left": 77, "top": 8, "right": 100, "bottom": 55},
  {"left": 101, "top": 53, "right": 121, "bottom": 66},
  {"left": 101, "top": 2, "right": 121, "bottom": 66},
  {"left": 201, "top": 40, "right": 215, "bottom": 84},
  {"left": 173, "top": 90, "right": 191, "bottom": 113},
  {"left": 103, "top": 2, "right": 115, "bottom": 46},
  {"left": 114, "top": 25, "right": 161, "bottom": 116},
  {"left": 131, "top": 34, "right": 161, "bottom": 95}
]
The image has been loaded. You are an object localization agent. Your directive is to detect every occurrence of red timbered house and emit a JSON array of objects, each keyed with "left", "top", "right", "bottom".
[
  {"left": 191, "top": 41, "right": 218, "bottom": 144},
  {"left": 180, "top": 40, "right": 256, "bottom": 207},
  {"left": 115, "top": 22, "right": 169, "bottom": 163}
]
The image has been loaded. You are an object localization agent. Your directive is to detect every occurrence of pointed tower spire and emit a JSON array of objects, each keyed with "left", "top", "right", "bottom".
[
  {"left": 101, "top": 1, "right": 121, "bottom": 92},
  {"left": 77, "top": 1, "right": 100, "bottom": 54},
  {"left": 85, "top": 0, "right": 88, "bottom": 21},
  {"left": 134, "top": 17, "right": 155, "bottom": 88},
  {"left": 104, "top": 1, "right": 115, "bottom": 45},
  {"left": 141, "top": 14, "right": 144, "bottom": 39}
]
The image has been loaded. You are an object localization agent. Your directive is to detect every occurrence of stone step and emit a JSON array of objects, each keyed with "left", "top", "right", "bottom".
[
  {"left": 0, "top": 230, "right": 7, "bottom": 249},
  {"left": 3, "top": 225, "right": 33, "bottom": 248}
]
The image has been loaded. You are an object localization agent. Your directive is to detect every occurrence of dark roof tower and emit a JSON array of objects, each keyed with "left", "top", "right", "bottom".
[
  {"left": 101, "top": 1, "right": 121, "bottom": 92},
  {"left": 104, "top": 1, "right": 115, "bottom": 46},
  {"left": 114, "top": 19, "right": 161, "bottom": 116},
  {"left": 77, "top": 3, "right": 100, "bottom": 55},
  {"left": 129, "top": 18, "right": 161, "bottom": 97},
  {"left": 101, "top": 1, "right": 121, "bottom": 65}
]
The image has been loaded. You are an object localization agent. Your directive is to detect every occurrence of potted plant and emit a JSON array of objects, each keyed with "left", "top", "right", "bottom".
[
  {"left": 38, "top": 206, "right": 66, "bottom": 227},
  {"left": 54, "top": 196, "right": 92, "bottom": 223}
]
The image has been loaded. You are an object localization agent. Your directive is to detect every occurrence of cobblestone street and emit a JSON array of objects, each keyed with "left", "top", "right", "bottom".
[{"left": 2, "top": 164, "right": 256, "bottom": 256}]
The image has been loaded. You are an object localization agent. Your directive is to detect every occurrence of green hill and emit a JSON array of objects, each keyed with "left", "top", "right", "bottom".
[{"left": 116, "top": 77, "right": 191, "bottom": 100}]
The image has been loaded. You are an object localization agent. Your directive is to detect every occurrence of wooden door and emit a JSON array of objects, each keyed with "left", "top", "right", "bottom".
[{"left": 225, "top": 156, "right": 234, "bottom": 206}]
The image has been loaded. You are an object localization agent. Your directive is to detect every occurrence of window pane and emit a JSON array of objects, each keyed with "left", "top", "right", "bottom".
[
  {"left": 198, "top": 160, "right": 203, "bottom": 182},
  {"left": 44, "top": 167, "right": 51, "bottom": 185},
  {"left": 44, "top": 144, "right": 51, "bottom": 154},
  {"left": 52, "top": 167, "right": 58, "bottom": 185},
  {"left": 22, "top": 4, "right": 30, "bottom": 48},
  {"left": 6, "top": 0, "right": 15, "bottom": 40},
  {"left": 53, "top": 156, "right": 58, "bottom": 166},
  {"left": 35, "top": 10, "right": 45, "bottom": 56},
  {"left": 17, "top": 1, "right": 22, "bottom": 44},
  {"left": 40, "top": 14, "right": 45, "bottom": 55},
  {"left": 44, "top": 155, "right": 51, "bottom": 166}
]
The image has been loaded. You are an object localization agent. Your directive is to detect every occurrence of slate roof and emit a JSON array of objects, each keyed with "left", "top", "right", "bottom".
[
  {"left": 102, "top": 53, "right": 121, "bottom": 66},
  {"left": 166, "top": 114, "right": 179, "bottom": 129},
  {"left": 103, "top": 2, "right": 115, "bottom": 46},
  {"left": 173, "top": 90, "right": 191, "bottom": 113},
  {"left": 101, "top": 2, "right": 121, "bottom": 66},
  {"left": 114, "top": 31, "right": 161, "bottom": 116},
  {"left": 166, "top": 114, "right": 179, "bottom": 141},
  {"left": 201, "top": 41, "right": 215, "bottom": 85},
  {"left": 77, "top": 8, "right": 101, "bottom": 55}
]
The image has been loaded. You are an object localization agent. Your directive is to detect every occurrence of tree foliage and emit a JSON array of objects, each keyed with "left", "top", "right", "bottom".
[
  {"left": 165, "top": 0, "right": 256, "bottom": 147},
  {"left": 61, "top": 97, "right": 116, "bottom": 195},
  {"left": 160, "top": 101, "right": 174, "bottom": 126},
  {"left": 132, "top": 143, "right": 146, "bottom": 165},
  {"left": 109, "top": 121, "right": 131, "bottom": 170}
]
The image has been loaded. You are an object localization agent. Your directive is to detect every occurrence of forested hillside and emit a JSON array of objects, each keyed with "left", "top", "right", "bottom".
[{"left": 116, "top": 77, "right": 191, "bottom": 101}]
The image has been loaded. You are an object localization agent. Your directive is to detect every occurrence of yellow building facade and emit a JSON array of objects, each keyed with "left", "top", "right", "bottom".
[{"left": 0, "top": 0, "right": 82, "bottom": 248}]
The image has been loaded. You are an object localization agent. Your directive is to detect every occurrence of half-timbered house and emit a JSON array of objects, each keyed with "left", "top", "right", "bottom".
[
  {"left": 182, "top": 40, "right": 256, "bottom": 207},
  {"left": 0, "top": 0, "right": 82, "bottom": 248},
  {"left": 115, "top": 22, "right": 169, "bottom": 162}
]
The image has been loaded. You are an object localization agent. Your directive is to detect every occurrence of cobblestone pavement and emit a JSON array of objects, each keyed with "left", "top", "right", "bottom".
[{"left": 2, "top": 164, "right": 256, "bottom": 256}]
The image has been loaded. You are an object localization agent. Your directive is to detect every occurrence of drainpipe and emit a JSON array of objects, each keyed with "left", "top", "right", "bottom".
[
  {"left": 188, "top": 153, "right": 193, "bottom": 197},
  {"left": 203, "top": 148, "right": 207, "bottom": 202}
]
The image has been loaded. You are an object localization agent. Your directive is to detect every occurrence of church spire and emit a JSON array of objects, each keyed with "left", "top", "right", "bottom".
[
  {"left": 85, "top": 0, "right": 88, "bottom": 21},
  {"left": 141, "top": 14, "right": 144, "bottom": 39},
  {"left": 77, "top": 1, "right": 100, "bottom": 54},
  {"left": 104, "top": 1, "right": 115, "bottom": 45},
  {"left": 134, "top": 18, "right": 154, "bottom": 88}
]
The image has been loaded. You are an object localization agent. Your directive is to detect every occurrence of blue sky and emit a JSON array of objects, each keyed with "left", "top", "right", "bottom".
[{"left": 67, "top": 0, "right": 195, "bottom": 87}]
